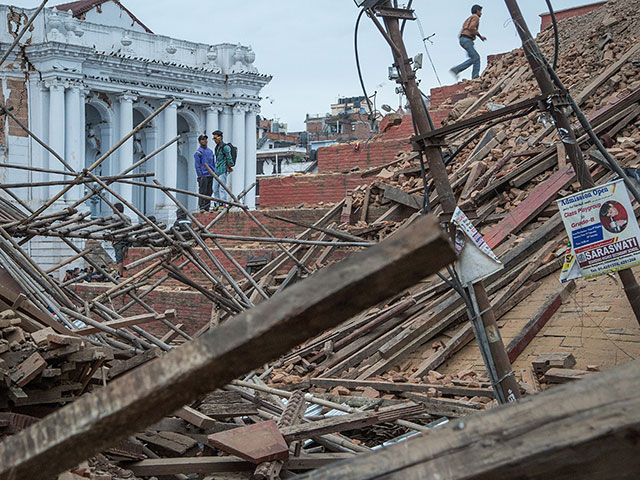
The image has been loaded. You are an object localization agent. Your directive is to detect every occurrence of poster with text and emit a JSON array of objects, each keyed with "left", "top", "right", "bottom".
[{"left": 557, "top": 179, "right": 640, "bottom": 282}]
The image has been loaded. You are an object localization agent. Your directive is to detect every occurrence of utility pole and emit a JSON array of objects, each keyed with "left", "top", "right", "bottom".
[
  {"left": 503, "top": 0, "right": 640, "bottom": 325},
  {"left": 370, "top": 1, "right": 521, "bottom": 402}
]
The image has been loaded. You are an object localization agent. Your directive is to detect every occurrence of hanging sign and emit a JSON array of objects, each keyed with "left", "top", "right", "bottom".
[
  {"left": 452, "top": 207, "right": 503, "bottom": 284},
  {"left": 557, "top": 179, "right": 640, "bottom": 282}
]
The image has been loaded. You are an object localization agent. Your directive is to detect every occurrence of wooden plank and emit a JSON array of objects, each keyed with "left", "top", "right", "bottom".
[
  {"left": 0, "top": 214, "right": 456, "bottom": 480},
  {"left": 281, "top": 412, "right": 380, "bottom": 442},
  {"left": 136, "top": 431, "right": 197, "bottom": 456},
  {"left": 74, "top": 310, "right": 176, "bottom": 336},
  {"left": 484, "top": 165, "right": 575, "bottom": 249},
  {"left": 310, "top": 378, "right": 494, "bottom": 399},
  {"left": 175, "top": 406, "right": 216, "bottom": 429},
  {"left": 510, "top": 154, "right": 558, "bottom": 188},
  {"left": 108, "top": 348, "right": 162, "bottom": 379},
  {"left": 410, "top": 323, "right": 475, "bottom": 380},
  {"left": 208, "top": 420, "right": 289, "bottom": 463},
  {"left": 160, "top": 323, "right": 184, "bottom": 344},
  {"left": 543, "top": 368, "right": 591, "bottom": 383},
  {"left": 10, "top": 352, "right": 46, "bottom": 388},
  {"left": 360, "top": 186, "right": 372, "bottom": 223},
  {"left": 340, "top": 195, "right": 353, "bottom": 224},
  {"left": 507, "top": 281, "right": 577, "bottom": 363},
  {"left": 298, "top": 360, "right": 640, "bottom": 480},
  {"left": 531, "top": 353, "right": 576, "bottom": 376},
  {"left": 401, "top": 392, "right": 483, "bottom": 417},
  {"left": 122, "top": 454, "right": 354, "bottom": 476},
  {"left": 383, "top": 185, "right": 421, "bottom": 210},
  {"left": 575, "top": 43, "right": 640, "bottom": 104}
]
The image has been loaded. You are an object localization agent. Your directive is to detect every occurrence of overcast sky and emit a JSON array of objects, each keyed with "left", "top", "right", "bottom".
[{"left": 12, "top": 0, "right": 595, "bottom": 130}]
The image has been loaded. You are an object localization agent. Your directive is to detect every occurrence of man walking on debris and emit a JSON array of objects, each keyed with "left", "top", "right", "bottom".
[
  {"left": 194, "top": 134, "right": 215, "bottom": 212},
  {"left": 212, "top": 130, "right": 233, "bottom": 210},
  {"left": 450, "top": 4, "right": 486, "bottom": 80},
  {"left": 111, "top": 202, "right": 131, "bottom": 278}
]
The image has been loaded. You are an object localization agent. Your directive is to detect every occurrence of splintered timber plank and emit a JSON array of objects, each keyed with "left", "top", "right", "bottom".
[
  {"left": 297, "top": 360, "right": 640, "bottom": 480},
  {"left": 108, "top": 348, "right": 162, "bottom": 379},
  {"left": 507, "top": 281, "right": 577, "bottom": 363},
  {"left": 383, "top": 185, "right": 421, "bottom": 210},
  {"left": 176, "top": 406, "right": 216, "bottom": 429},
  {"left": 0, "top": 214, "right": 455, "bottom": 480},
  {"left": 73, "top": 310, "right": 176, "bottom": 335},
  {"left": 10, "top": 352, "right": 46, "bottom": 388},
  {"left": 483, "top": 165, "right": 575, "bottom": 249},
  {"left": 310, "top": 378, "right": 494, "bottom": 399},
  {"left": 122, "top": 454, "right": 354, "bottom": 476}
]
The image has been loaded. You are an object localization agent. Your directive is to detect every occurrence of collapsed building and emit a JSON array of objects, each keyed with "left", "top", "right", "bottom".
[{"left": 0, "top": 0, "right": 638, "bottom": 479}]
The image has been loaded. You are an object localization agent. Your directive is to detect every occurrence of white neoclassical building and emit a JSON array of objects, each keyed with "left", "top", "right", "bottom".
[{"left": 0, "top": 0, "right": 270, "bottom": 225}]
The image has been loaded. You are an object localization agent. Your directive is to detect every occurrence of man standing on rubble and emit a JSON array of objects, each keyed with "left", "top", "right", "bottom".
[
  {"left": 450, "top": 4, "right": 486, "bottom": 80},
  {"left": 212, "top": 130, "right": 233, "bottom": 210},
  {"left": 194, "top": 134, "right": 215, "bottom": 212}
]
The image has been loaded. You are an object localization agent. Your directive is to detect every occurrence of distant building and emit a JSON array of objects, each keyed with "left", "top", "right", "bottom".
[{"left": 305, "top": 96, "right": 376, "bottom": 150}]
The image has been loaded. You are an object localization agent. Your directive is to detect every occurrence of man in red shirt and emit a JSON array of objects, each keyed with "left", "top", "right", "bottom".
[{"left": 450, "top": 5, "right": 486, "bottom": 80}]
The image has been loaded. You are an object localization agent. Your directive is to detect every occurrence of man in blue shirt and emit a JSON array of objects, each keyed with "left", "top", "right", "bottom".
[{"left": 194, "top": 134, "right": 215, "bottom": 212}]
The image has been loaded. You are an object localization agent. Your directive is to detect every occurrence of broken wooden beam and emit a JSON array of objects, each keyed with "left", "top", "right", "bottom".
[
  {"left": 296, "top": 360, "right": 640, "bottom": 479},
  {"left": 309, "top": 378, "right": 494, "bottom": 399},
  {"left": 0, "top": 214, "right": 455, "bottom": 480},
  {"left": 122, "top": 453, "right": 354, "bottom": 476},
  {"left": 507, "top": 281, "right": 576, "bottom": 363}
]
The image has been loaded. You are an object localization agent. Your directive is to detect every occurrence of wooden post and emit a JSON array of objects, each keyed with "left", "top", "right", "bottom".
[
  {"left": 374, "top": 1, "right": 521, "bottom": 402},
  {"left": 503, "top": 0, "right": 640, "bottom": 326}
]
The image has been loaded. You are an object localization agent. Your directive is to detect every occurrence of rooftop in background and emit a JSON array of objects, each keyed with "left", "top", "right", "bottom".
[
  {"left": 539, "top": 1, "right": 607, "bottom": 30},
  {"left": 55, "top": 0, "right": 153, "bottom": 33}
]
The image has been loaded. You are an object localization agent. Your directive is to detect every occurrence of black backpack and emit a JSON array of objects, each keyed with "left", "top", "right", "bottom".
[{"left": 224, "top": 143, "right": 238, "bottom": 167}]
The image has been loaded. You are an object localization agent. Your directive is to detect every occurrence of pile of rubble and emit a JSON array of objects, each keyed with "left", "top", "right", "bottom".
[{"left": 0, "top": 1, "right": 639, "bottom": 479}]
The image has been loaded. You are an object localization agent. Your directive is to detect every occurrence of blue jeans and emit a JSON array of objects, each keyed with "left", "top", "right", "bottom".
[
  {"left": 213, "top": 171, "right": 228, "bottom": 207},
  {"left": 452, "top": 36, "right": 480, "bottom": 79}
]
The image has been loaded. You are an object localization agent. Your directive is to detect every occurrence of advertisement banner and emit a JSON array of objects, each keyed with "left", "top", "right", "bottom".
[
  {"left": 452, "top": 207, "right": 503, "bottom": 284},
  {"left": 556, "top": 179, "right": 640, "bottom": 282}
]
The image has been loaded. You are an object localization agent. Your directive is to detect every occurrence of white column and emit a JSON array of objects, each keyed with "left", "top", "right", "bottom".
[
  {"left": 64, "top": 84, "right": 83, "bottom": 204},
  {"left": 220, "top": 106, "right": 232, "bottom": 139},
  {"left": 79, "top": 89, "right": 88, "bottom": 172},
  {"left": 245, "top": 105, "right": 259, "bottom": 209},
  {"left": 231, "top": 104, "right": 247, "bottom": 199},
  {"left": 47, "top": 80, "right": 66, "bottom": 201},
  {"left": 118, "top": 93, "right": 136, "bottom": 217},
  {"left": 205, "top": 105, "right": 221, "bottom": 137},
  {"left": 156, "top": 100, "right": 179, "bottom": 220}
]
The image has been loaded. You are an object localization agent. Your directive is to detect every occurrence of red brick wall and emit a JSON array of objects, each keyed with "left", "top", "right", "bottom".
[
  {"left": 259, "top": 173, "right": 374, "bottom": 208},
  {"left": 429, "top": 82, "right": 471, "bottom": 109},
  {"left": 317, "top": 139, "right": 411, "bottom": 173},
  {"left": 540, "top": 2, "right": 606, "bottom": 30},
  {"left": 1, "top": 78, "right": 28, "bottom": 139},
  {"left": 71, "top": 284, "right": 213, "bottom": 337}
]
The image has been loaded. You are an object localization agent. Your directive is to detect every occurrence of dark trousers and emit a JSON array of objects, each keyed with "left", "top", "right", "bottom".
[{"left": 198, "top": 176, "right": 213, "bottom": 211}]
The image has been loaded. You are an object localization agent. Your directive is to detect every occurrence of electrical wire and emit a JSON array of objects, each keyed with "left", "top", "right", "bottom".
[
  {"left": 416, "top": 15, "right": 442, "bottom": 87},
  {"left": 354, "top": 8, "right": 376, "bottom": 130},
  {"left": 545, "top": 0, "right": 560, "bottom": 70},
  {"left": 400, "top": 0, "right": 414, "bottom": 34}
]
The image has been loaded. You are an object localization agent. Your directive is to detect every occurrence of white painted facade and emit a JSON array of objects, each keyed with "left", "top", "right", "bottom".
[
  {"left": 0, "top": 2, "right": 269, "bottom": 218},
  {"left": 0, "top": 2, "right": 270, "bottom": 272}
]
